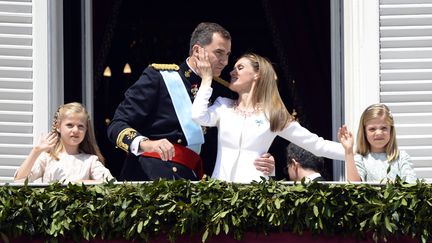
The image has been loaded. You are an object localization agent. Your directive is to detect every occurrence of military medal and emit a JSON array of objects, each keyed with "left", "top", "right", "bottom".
[{"left": 191, "top": 84, "right": 199, "bottom": 98}]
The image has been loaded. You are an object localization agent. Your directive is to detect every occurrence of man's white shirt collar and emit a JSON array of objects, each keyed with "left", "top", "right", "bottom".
[
  {"left": 186, "top": 58, "right": 198, "bottom": 75},
  {"left": 305, "top": 172, "right": 322, "bottom": 181}
]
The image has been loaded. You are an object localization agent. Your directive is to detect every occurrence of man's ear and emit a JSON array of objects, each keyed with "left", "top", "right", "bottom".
[
  {"left": 292, "top": 159, "right": 300, "bottom": 168},
  {"left": 192, "top": 45, "right": 200, "bottom": 56}
]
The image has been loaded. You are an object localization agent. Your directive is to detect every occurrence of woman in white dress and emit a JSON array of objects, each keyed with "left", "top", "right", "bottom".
[
  {"left": 15, "top": 102, "right": 114, "bottom": 183},
  {"left": 191, "top": 50, "right": 345, "bottom": 182}
]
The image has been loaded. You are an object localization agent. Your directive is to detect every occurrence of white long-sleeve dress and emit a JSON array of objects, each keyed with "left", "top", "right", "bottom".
[
  {"left": 15, "top": 152, "right": 114, "bottom": 183},
  {"left": 191, "top": 86, "right": 344, "bottom": 183}
]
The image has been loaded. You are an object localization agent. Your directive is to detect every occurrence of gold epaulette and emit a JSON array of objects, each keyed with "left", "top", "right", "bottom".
[
  {"left": 214, "top": 76, "right": 230, "bottom": 88},
  {"left": 149, "top": 63, "right": 179, "bottom": 71}
]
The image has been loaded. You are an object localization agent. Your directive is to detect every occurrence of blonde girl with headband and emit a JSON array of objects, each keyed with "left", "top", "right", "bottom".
[
  {"left": 338, "top": 103, "right": 417, "bottom": 182},
  {"left": 15, "top": 102, "right": 114, "bottom": 183}
]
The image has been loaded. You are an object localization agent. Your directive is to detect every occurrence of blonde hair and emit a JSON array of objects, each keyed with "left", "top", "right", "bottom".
[
  {"left": 49, "top": 102, "right": 105, "bottom": 163},
  {"left": 356, "top": 103, "right": 399, "bottom": 162},
  {"left": 241, "top": 53, "right": 292, "bottom": 131}
]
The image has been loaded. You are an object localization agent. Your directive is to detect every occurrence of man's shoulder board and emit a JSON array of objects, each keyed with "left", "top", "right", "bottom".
[
  {"left": 214, "top": 76, "right": 230, "bottom": 88},
  {"left": 149, "top": 63, "right": 179, "bottom": 71}
]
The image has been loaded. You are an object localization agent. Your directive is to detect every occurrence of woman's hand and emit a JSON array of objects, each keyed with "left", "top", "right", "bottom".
[{"left": 192, "top": 47, "right": 213, "bottom": 86}]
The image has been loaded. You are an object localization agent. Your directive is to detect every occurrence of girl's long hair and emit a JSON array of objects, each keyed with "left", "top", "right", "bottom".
[
  {"left": 50, "top": 102, "right": 105, "bottom": 163},
  {"left": 356, "top": 103, "right": 399, "bottom": 162}
]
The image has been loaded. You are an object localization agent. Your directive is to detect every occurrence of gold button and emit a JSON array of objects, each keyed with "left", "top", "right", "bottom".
[
  {"left": 177, "top": 139, "right": 182, "bottom": 143},
  {"left": 172, "top": 167, "right": 177, "bottom": 173},
  {"left": 104, "top": 118, "right": 111, "bottom": 125}
]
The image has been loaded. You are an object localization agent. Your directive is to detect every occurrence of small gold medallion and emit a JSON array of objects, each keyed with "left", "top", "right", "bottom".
[{"left": 184, "top": 69, "right": 192, "bottom": 78}]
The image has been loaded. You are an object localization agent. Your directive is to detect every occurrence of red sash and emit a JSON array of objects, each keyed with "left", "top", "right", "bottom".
[{"left": 141, "top": 143, "right": 203, "bottom": 179}]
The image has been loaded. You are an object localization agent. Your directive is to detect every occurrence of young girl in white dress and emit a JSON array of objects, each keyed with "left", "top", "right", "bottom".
[
  {"left": 15, "top": 102, "right": 114, "bottom": 183},
  {"left": 191, "top": 51, "right": 345, "bottom": 183},
  {"left": 338, "top": 104, "right": 417, "bottom": 182}
]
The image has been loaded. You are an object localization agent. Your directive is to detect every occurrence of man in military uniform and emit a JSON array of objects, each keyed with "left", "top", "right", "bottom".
[{"left": 107, "top": 22, "right": 274, "bottom": 181}]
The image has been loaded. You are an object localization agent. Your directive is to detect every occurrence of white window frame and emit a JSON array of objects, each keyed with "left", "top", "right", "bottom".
[
  {"left": 33, "top": 0, "right": 63, "bottom": 138},
  {"left": 343, "top": 0, "right": 381, "bottom": 134}
]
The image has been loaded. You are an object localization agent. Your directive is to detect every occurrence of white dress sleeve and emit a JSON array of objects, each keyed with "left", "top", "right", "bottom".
[
  {"left": 191, "top": 85, "right": 228, "bottom": 127},
  {"left": 280, "top": 122, "right": 345, "bottom": 160},
  {"left": 89, "top": 155, "right": 115, "bottom": 181},
  {"left": 16, "top": 152, "right": 49, "bottom": 182},
  {"left": 398, "top": 150, "right": 417, "bottom": 183}
]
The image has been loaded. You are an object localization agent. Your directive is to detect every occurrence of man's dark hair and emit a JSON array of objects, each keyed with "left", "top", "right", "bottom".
[
  {"left": 189, "top": 22, "right": 231, "bottom": 55},
  {"left": 286, "top": 143, "right": 324, "bottom": 173}
]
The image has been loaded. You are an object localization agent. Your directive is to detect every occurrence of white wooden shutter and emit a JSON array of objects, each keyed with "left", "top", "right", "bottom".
[
  {"left": 380, "top": 0, "right": 432, "bottom": 181},
  {"left": 0, "top": 0, "right": 33, "bottom": 182}
]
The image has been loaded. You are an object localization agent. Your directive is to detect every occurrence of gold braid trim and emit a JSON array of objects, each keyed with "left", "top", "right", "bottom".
[
  {"left": 214, "top": 76, "right": 230, "bottom": 88},
  {"left": 116, "top": 128, "right": 138, "bottom": 152},
  {"left": 149, "top": 63, "right": 179, "bottom": 71}
]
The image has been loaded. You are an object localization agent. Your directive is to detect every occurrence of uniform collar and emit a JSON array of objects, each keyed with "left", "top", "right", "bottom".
[{"left": 179, "top": 59, "right": 201, "bottom": 85}]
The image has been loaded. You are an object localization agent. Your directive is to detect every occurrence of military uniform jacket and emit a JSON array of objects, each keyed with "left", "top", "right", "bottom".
[{"left": 107, "top": 60, "right": 235, "bottom": 179}]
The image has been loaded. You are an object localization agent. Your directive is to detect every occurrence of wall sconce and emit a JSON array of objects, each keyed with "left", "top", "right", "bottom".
[
  {"left": 123, "top": 63, "right": 132, "bottom": 74},
  {"left": 103, "top": 66, "right": 112, "bottom": 77}
]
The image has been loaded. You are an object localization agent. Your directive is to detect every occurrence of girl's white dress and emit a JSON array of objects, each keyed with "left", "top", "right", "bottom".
[
  {"left": 192, "top": 86, "right": 345, "bottom": 183},
  {"left": 17, "top": 152, "right": 114, "bottom": 183}
]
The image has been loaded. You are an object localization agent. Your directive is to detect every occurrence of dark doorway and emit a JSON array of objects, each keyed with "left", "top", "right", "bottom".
[{"left": 88, "top": 0, "right": 333, "bottom": 180}]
